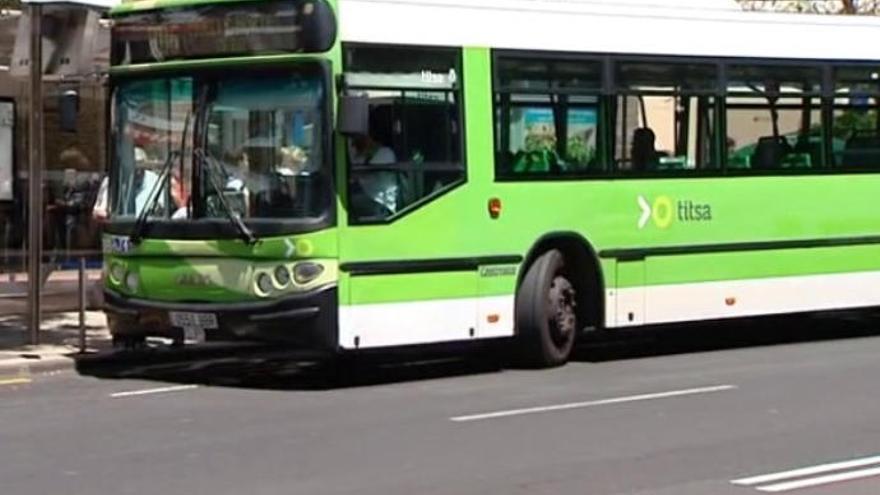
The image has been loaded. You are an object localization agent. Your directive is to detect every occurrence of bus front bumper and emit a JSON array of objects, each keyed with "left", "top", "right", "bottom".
[{"left": 103, "top": 286, "right": 338, "bottom": 350}]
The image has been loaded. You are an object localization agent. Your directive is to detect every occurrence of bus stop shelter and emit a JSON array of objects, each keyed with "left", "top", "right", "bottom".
[{"left": 3, "top": 0, "right": 112, "bottom": 346}]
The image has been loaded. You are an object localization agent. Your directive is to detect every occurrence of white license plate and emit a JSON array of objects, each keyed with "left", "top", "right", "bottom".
[
  {"left": 183, "top": 327, "right": 206, "bottom": 344},
  {"left": 169, "top": 311, "right": 219, "bottom": 330}
]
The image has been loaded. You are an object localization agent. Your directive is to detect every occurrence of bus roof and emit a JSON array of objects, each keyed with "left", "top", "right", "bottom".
[
  {"left": 110, "top": 0, "right": 740, "bottom": 14},
  {"left": 340, "top": 0, "right": 880, "bottom": 62}
]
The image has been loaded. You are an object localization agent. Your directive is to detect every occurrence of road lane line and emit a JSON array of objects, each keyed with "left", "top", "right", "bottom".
[
  {"left": 0, "top": 377, "right": 31, "bottom": 386},
  {"left": 732, "top": 454, "right": 880, "bottom": 486},
  {"left": 110, "top": 385, "right": 199, "bottom": 398},
  {"left": 449, "top": 384, "right": 737, "bottom": 422},
  {"left": 756, "top": 466, "right": 880, "bottom": 492}
]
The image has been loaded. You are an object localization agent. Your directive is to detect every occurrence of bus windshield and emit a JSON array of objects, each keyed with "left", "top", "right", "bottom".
[{"left": 111, "top": 68, "right": 329, "bottom": 226}]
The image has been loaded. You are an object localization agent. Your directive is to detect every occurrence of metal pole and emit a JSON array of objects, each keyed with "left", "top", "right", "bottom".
[
  {"left": 26, "top": 4, "right": 43, "bottom": 346},
  {"left": 78, "top": 256, "right": 86, "bottom": 353}
]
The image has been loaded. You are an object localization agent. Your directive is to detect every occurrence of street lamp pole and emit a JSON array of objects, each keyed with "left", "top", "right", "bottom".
[{"left": 26, "top": 3, "right": 43, "bottom": 346}]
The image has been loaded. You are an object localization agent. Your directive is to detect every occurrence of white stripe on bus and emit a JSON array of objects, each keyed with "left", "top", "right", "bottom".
[
  {"left": 341, "top": 0, "right": 880, "bottom": 62},
  {"left": 339, "top": 295, "right": 514, "bottom": 349},
  {"left": 608, "top": 270, "right": 880, "bottom": 328},
  {"left": 342, "top": 271, "right": 880, "bottom": 347}
]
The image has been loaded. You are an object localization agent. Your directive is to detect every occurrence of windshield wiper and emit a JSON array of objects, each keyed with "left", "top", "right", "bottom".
[
  {"left": 199, "top": 149, "right": 259, "bottom": 245},
  {"left": 191, "top": 83, "right": 259, "bottom": 246},
  {"left": 130, "top": 111, "right": 192, "bottom": 245}
]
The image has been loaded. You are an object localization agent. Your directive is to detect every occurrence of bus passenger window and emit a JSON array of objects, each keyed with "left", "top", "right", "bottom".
[
  {"left": 493, "top": 54, "right": 604, "bottom": 179},
  {"left": 832, "top": 66, "right": 880, "bottom": 169},
  {"left": 725, "top": 65, "right": 824, "bottom": 171},
  {"left": 613, "top": 61, "right": 717, "bottom": 174},
  {"left": 342, "top": 44, "right": 465, "bottom": 223}
]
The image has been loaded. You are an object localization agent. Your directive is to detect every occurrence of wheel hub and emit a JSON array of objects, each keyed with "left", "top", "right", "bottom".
[{"left": 548, "top": 275, "right": 577, "bottom": 346}]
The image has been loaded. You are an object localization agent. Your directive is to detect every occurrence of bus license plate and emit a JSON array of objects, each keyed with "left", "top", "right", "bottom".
[
  {"left": 183, "top": 327, "right": 206, "bottom": 344},
  {"left": 169, "top": 311, "right": 219, "bottom": 330}
]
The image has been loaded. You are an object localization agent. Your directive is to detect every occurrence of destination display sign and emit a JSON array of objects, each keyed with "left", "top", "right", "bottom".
[{"left": 112, "top": 0, "right": 336, "bottom": 65}]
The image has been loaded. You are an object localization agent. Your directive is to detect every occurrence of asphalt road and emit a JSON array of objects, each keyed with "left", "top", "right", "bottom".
[{"left": 3, "top": 312, "right": 880, "bottom": 495}]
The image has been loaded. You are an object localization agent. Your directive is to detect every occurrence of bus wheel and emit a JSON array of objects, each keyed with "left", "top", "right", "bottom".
[
  {"left": 112, "top": 335, "right": 146, "bottom": 352},
  {"left": 515, "top": 249, "right": 577, "bottom": 368}
]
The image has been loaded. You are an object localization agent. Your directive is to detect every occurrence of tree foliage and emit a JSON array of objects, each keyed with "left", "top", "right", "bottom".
[{"left": 738, "top": 0, "right": 880, "bottom": 14}]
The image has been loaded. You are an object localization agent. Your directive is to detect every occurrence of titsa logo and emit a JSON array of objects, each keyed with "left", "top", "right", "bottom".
[
  {"left": 637, "top": 195, "right": 712, "bottom": 229},
  {"left": 638, "top": 195, "right": 674, "bottom": 229}
]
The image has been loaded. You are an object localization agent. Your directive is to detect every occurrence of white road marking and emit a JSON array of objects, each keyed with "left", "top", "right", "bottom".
[
  {"left": 0, "top": 377, "right": 31, "bottom": 386},
  {"left": 732, "top": 454, "right": 880, "bottom": 486},
  {"left": 110, "top": 385, "right": 199, "bottom": 398},
  {"left": 756, "top": 466, "right": 880, "bottom": 492},
  {"left": 450, "top": 384, "right": 737, "bottom": 422},
  {"left": 732, "top": 454, "right": 880, "bottom": 492}
]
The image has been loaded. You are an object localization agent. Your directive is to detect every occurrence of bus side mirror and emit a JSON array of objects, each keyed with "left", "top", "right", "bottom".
[
  {"left": 301, "top": 0, "right": 337, "bottom": 53},
  {"left": 337, "top": 94, "right": 369, "bottom": 137}
]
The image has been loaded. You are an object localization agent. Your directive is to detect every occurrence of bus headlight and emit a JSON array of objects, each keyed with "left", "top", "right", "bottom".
[
  {"left": 274, "top": 265, "right": 291, "bottom": 287},
  {"left": 109, "top": 263, "right": 125, "bottom": 284},
  {"left": 125, "top": 272, "right": 140, "bottom": 293},
  {"left": 256, "top": 273, "right": 274, "bottom": 295},
  {"left": 293, "top": 262, "right": 324, "bottom": 285}
]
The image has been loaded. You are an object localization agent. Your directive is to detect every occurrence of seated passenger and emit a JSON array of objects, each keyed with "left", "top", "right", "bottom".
[
  {"left": 170, "top": 167, "right": 190, "bottom": 219},
  {"left": 631, "top": 128, "right": 659, "bottom": 172},
  {"left": 752, "top": 136, "right": 791, "bottom": 170}
]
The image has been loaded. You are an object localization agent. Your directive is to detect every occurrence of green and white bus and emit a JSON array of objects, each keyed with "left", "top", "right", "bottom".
[{"left": 103, "top": 0, "right": 880, "bottom": 367}]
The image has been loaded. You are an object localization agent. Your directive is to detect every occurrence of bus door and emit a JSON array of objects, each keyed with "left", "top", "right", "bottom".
[{"left": 337, "top": 44, "right": 480, "bottom": 350}]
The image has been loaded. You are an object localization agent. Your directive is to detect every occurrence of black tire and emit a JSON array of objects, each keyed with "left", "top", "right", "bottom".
[
  {"left": 112, "top": 335, "right": 147, "bottom": 352},
  {"left": 514, "top": 249, "right": 579, "bottom": 368}
]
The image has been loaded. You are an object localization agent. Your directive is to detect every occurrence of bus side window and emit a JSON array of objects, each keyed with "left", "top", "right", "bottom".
[
  {"left": 342, "top": 44, "right": 465, "bottom": 223},
  {"left": 613, "top": 61, "right": 718, "bottom": 174},
  {"left": 832, "top": 66, "right": 880, "bottom": 170},
  {"left": 493, "top": 54, "right": 604, "bottom": 179},
  {"left": 726, "top": 65, "right": 824, "bottom": 171}
]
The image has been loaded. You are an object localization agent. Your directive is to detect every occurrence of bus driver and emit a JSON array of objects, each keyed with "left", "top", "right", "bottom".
[{"left": 349, "top": 133, "right": 398, "bottom": 216}]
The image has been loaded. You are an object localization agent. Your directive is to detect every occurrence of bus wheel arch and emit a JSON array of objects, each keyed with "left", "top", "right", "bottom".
[{"left": 514, "top": 233, "right": 604, "bottom": 366}]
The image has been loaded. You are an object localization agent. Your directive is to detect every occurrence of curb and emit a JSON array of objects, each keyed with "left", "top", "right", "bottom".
[
  {"left": 0, "top": 354, "right": 81, "bottom": 376},
  {"left": 0, "top": 342, "right": 277, "bottom": 376},
  {"left": 0, "top": 342, "right": 312, "bottom": 378}
]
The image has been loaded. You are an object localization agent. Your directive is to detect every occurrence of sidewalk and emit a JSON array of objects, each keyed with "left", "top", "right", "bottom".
[
  {"left": 0, "top": 311, "right": 113, "bottom": 374},
  {"left": 0, "top": 268, "right": 104, "bottom": 310}
]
